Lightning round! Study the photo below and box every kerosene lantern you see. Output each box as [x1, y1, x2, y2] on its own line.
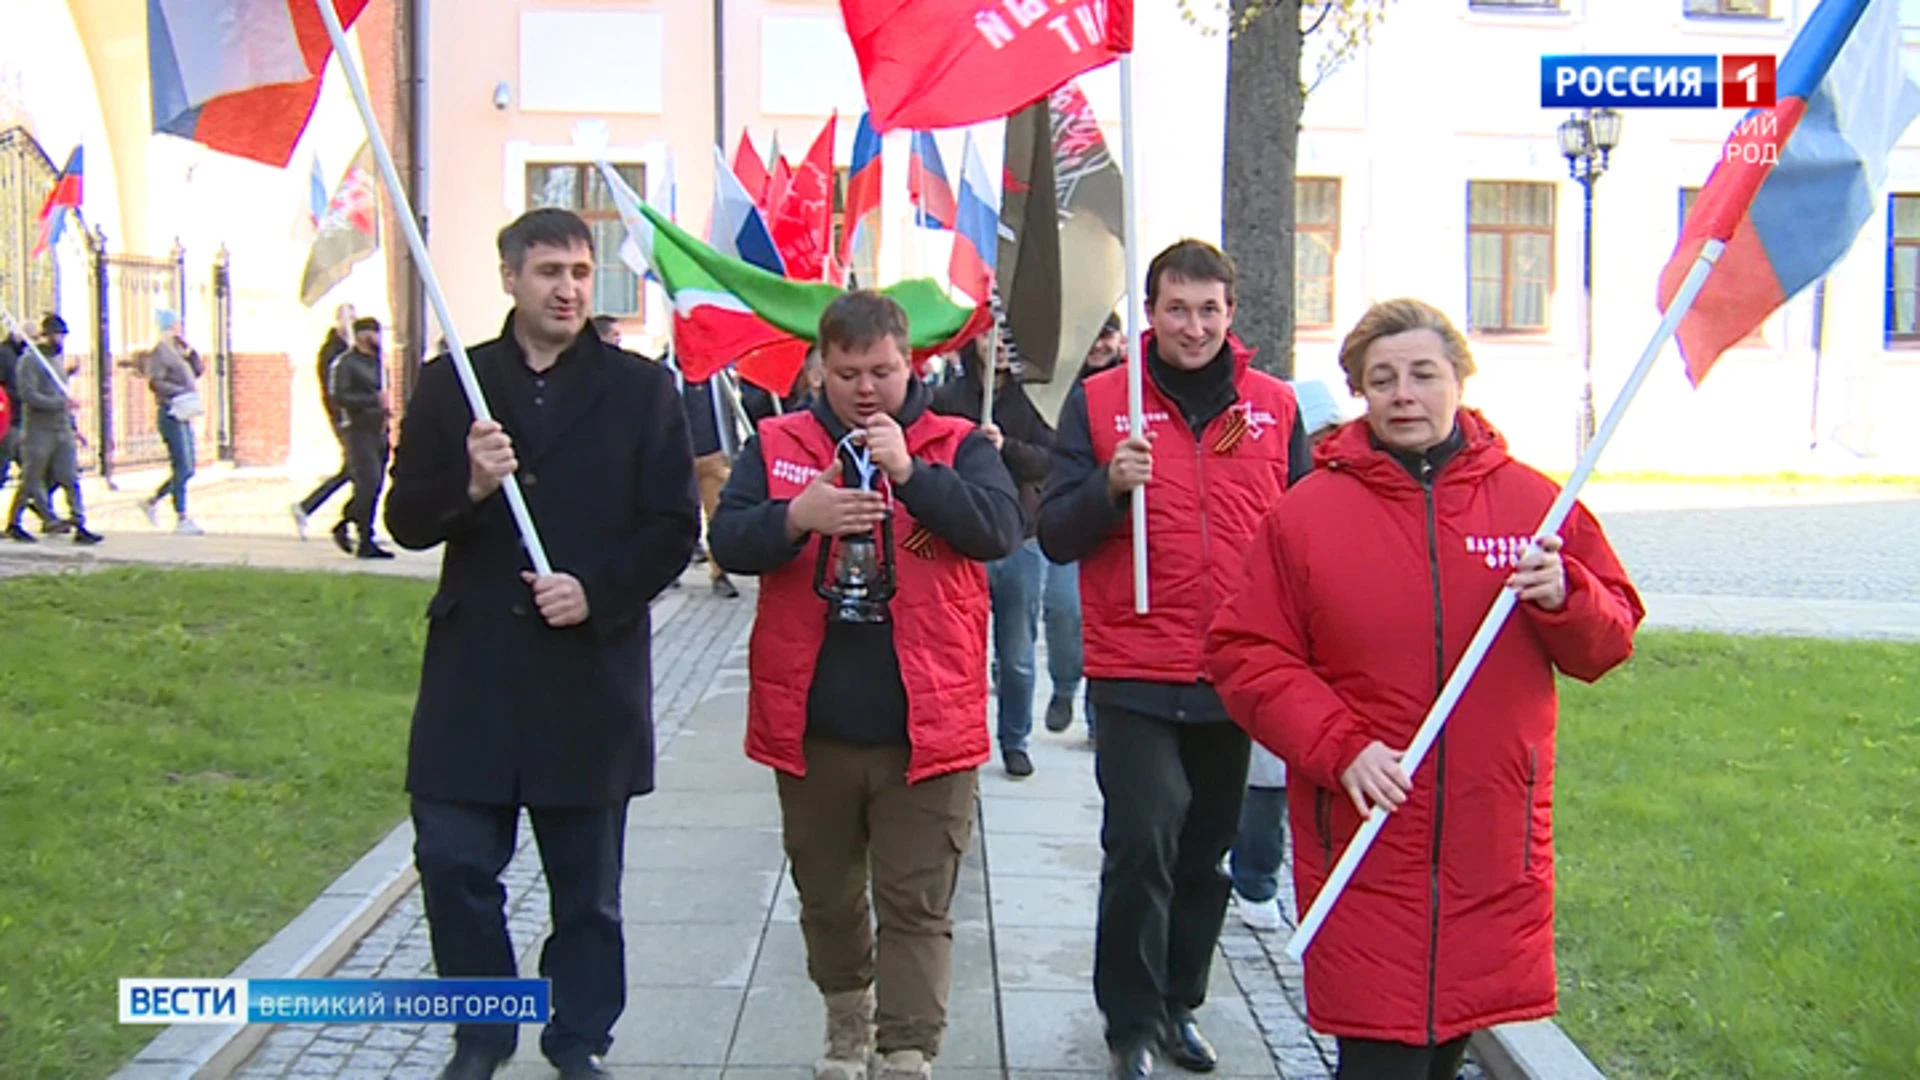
[813, 510, 896, 624]
[812, 436, 898, 624]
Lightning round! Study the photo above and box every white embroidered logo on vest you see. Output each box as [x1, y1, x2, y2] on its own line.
[1465, 534, 1536, 570]
[770, 458, 822, 487]
[1112, 409, 1172, 434]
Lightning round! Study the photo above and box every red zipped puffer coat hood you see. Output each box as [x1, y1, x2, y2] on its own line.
[1206, 409, 1644, 1044]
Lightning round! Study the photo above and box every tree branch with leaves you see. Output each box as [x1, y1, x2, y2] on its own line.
[1170, 0, 1393, 377]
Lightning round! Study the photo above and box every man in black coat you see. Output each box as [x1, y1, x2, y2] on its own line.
[929, 331, 1055, 778]
[384, 208, 700, 1080]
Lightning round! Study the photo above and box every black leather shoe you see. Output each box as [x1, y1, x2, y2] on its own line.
[1110, 1045, 1154, 1079]
[436, 1044, 508, 1080]
[556, 1055, 611, 1079]
[330, 520, 354, 555]
[356, 541, 395, 560]
[1161, 1013, 1219, 1072]
[712, 574, 739, 599]
[6, 524, 36, 543]
[1004, 748, 1034, 778]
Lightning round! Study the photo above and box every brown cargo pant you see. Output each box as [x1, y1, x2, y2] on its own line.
[694, 450, 730, 582]
[775, 738, 978, 1057]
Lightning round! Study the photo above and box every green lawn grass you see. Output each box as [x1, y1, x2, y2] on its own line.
[1556, 632, 1920, 1079]
[0, 568, 433, 1080]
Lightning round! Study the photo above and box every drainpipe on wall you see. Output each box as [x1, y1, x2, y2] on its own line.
[713, 0, 726, 153]
[406, 0, 429, 397]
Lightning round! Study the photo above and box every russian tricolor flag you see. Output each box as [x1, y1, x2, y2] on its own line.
[707, 146, 787, 276]
[909, 131, 956, 231]
[32, 147, 82, 259]
[841, 114, 883, 266]
[1659, 0, 1920, 385]
[949, 133, 999, 304]
[148, 0, 370, 168]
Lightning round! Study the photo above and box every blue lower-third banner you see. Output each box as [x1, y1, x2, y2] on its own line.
[118, 978, 550, 1025]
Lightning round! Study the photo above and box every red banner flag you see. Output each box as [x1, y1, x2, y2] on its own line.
[840, 0, 1132, 132]
[767, 114, 838, 281]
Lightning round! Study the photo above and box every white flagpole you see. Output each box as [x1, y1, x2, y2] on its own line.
[315, 0, 552, 575]
[961, 131, 996, 427]
[1117, 54, 1148, 614]
[1285, 238, 1728, 963]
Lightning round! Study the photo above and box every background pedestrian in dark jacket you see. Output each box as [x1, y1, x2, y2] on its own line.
[4, 316, 98, 544]
[929, 330, 1052, 778]
[384, 208, 700, 1080]
[670, 356, 743, 598]
[330, 316, 393, 558]
[292, 303, 357, 542]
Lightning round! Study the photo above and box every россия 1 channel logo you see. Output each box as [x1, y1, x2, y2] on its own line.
[1542, 55, 1777, 108]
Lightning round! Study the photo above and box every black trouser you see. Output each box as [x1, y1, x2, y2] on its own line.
[1092, 704, 1250, 1052]
[1336, 1035, 1471, 1080]
[411, 797, 630, 1067]
[342, 420, 387, 544]
[298, 426, 351, 518]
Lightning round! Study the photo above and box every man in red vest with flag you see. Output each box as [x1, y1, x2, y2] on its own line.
[709, 291, 1022, 1080]
[1039, 240, 1311, 1080]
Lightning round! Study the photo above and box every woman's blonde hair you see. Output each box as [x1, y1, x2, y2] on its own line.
[1336, 299, 1475, 394]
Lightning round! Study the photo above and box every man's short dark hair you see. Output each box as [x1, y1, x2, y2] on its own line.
[40, 314, 67, 336]
[1145, 239, 1237, 309]
[818, 290, 910, 358]
[497, 208, 594, 271]
[352, 317, 381, 334]
[1101, 312, 1123, 337]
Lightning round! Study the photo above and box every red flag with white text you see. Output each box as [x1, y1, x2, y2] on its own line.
[840, 0, 1133, 132]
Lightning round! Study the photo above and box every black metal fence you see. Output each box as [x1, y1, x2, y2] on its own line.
[80, 230, 234, 481]
[2, 126, 235, 480]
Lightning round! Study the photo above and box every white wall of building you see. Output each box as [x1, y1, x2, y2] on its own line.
[421, 0, 1920, 476]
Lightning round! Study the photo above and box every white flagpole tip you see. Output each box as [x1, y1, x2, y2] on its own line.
[571, 119, 611, 154]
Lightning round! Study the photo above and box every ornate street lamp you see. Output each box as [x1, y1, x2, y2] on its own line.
[1559, 107, 1622, 457]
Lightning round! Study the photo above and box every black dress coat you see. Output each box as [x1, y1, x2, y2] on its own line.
[385, 313, 700, 807]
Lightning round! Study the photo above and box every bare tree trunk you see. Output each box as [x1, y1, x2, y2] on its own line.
[1223, 0, 1302, 378]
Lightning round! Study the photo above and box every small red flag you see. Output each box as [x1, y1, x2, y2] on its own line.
[731, 131, 771, 212]
[767, 114, 838, 282]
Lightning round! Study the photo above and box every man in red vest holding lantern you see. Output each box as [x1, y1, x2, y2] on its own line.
[710, 290, 1022, 1080]
[1039, 240, 1312, 1080]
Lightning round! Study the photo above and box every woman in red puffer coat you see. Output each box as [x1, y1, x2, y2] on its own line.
[1206, 298, 1644, 1080]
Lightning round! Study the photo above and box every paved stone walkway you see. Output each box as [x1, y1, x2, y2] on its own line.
[217, 579, 1315, 1079]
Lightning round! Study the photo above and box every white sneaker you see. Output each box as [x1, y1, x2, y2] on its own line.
[290, 502, 309, 540]
[1238, 895, 1282, 932]
[141, 498, 161, 527]
[174, 518, 205, 536]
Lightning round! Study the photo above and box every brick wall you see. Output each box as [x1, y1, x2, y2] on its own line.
[231, 353, 291, 466]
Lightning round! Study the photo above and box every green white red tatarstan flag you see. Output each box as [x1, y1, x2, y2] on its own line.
[599, 162, 988, 394]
